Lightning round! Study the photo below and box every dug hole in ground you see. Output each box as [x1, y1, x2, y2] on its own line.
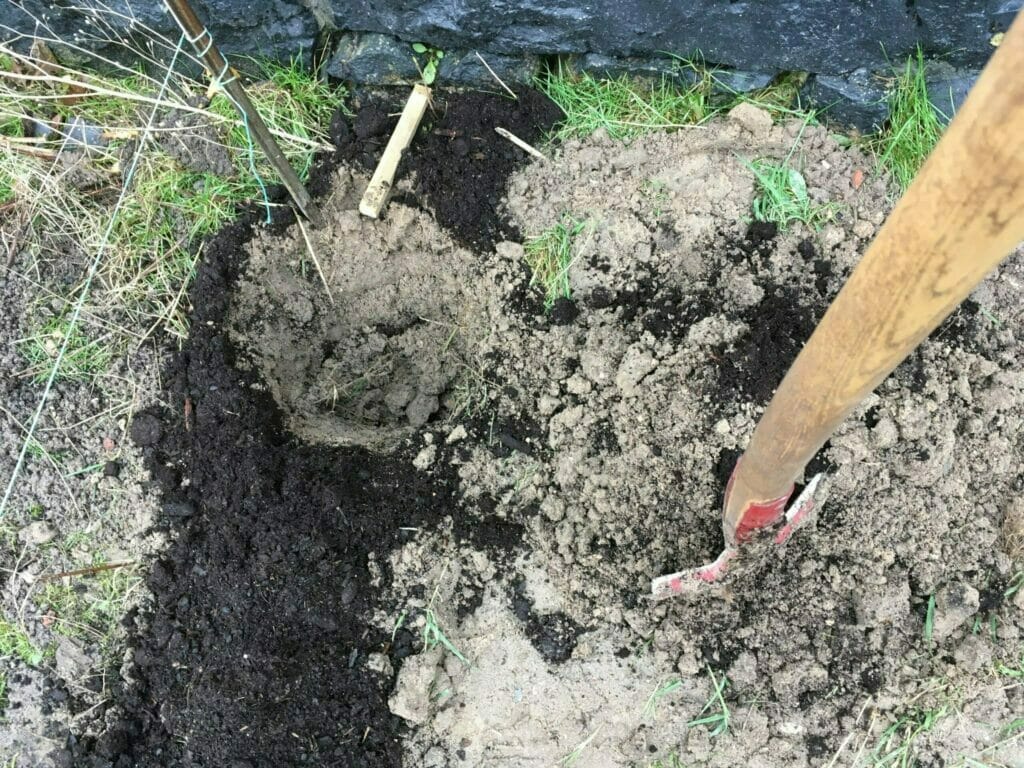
[3, 90, 1023, 767]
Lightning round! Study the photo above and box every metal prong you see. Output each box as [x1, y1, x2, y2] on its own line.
[650, 547, 737, 600]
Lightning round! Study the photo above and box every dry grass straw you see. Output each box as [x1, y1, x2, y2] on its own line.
[0, 2, 339, 367]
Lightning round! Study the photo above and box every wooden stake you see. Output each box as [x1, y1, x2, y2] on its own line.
[163, 0, 323, 226]
[359, 84, 431, 218]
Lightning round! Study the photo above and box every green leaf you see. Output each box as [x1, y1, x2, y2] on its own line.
[412, 42, 427, 53]
[435, 50, 444, 59]
[423, 59, 437, 85]
[788, 168, 808, 202]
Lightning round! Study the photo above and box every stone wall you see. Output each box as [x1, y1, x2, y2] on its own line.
[1, 0, 1019, 129]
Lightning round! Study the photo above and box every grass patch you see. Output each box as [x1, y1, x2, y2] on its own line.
[647, 755, 685, 768]
[643, 678, 683, 718]
[524, 216, 587, 310]
[0, 19, 342, 353]
[422, 607, 468, 665]
[0, 618, 45, 666]
[721, 71, 818, 122]
[1001, 717, 1024, 737]
[207, 55, 339, 183]
[869, 48, 944, 191]
[747, 159, 834, 230]
[745, 116, 837, 231]
[995, 653, 1024, 680]
[687, 667, 731, 737]
[540, 61, 714, 140]
[0, 171, 13, 205]
[744, 72, 810, 115]
[1004, 571, 1024, 598]
[16, 314, 112, 383]
[560, 726, 601, 766]
[35, 562, 141, 658]
[449, 369, 490, 421]
[421, 573, 469, 665]
[872, 705, 949, 767]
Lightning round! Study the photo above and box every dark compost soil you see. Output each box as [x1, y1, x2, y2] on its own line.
[60, 87, 561, 768]
[342, 85, 562, 250]
[105, 214, 457, 767]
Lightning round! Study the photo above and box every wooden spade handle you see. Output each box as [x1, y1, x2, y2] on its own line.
[724, 10, 1024, 540]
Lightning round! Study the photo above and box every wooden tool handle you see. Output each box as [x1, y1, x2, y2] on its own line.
[725, 10, 1024, 537]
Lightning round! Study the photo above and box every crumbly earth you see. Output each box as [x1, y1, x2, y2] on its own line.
[3, 91, 1021, 768]
[224, 104, 1024, 767]
[0, 210, 163, 763]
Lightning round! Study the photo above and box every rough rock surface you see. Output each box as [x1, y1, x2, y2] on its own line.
[319, 0, 1004, 74]
[0, 0, 317, 71]
[0, 0, 1007, 125]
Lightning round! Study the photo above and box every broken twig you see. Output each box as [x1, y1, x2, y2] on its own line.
[475, 52, 518, 100]
[495, 127, 547, 161]
[296, 216, 335, 305]
[38, 560, 136, 583]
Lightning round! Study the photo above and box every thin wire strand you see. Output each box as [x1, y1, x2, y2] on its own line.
[0, 35, 188, 520]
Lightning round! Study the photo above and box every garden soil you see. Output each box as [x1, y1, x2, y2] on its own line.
[11, 91, 1021, 767]
[225, 104, 1024, 767]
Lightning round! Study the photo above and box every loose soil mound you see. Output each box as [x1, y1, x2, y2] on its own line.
[78, 96, 1023, 767]
[370, 114, 1023, 766]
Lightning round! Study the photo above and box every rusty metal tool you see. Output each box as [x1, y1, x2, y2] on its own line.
[653, 9, 1024, 599]
[163, 0, 323, 226]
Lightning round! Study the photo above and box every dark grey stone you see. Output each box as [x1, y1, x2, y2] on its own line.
[576, 54, 773, 97]
[712, 69, 774, 95]
[439, 50, 540, 87]
[1, 0, 1006, 129]
[331, 1, 591, 56]
[325, 32, 419, 83]
[328, 0, 925, 75]
[578, 53, 697, 84]
[915, 0, 1006, 69]
[326, 31, 540, 86]
[802, 69, 890, 132]
[31, 117, 107, 148]
[993, 0, 1024, 29]
[925, 64, 980, 123]
[0, 0, 316, 72]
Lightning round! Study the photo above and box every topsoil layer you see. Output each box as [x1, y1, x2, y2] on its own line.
[65, 95, 1024, 767]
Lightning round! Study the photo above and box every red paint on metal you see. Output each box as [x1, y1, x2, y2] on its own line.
[725, 462, 793, 542]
